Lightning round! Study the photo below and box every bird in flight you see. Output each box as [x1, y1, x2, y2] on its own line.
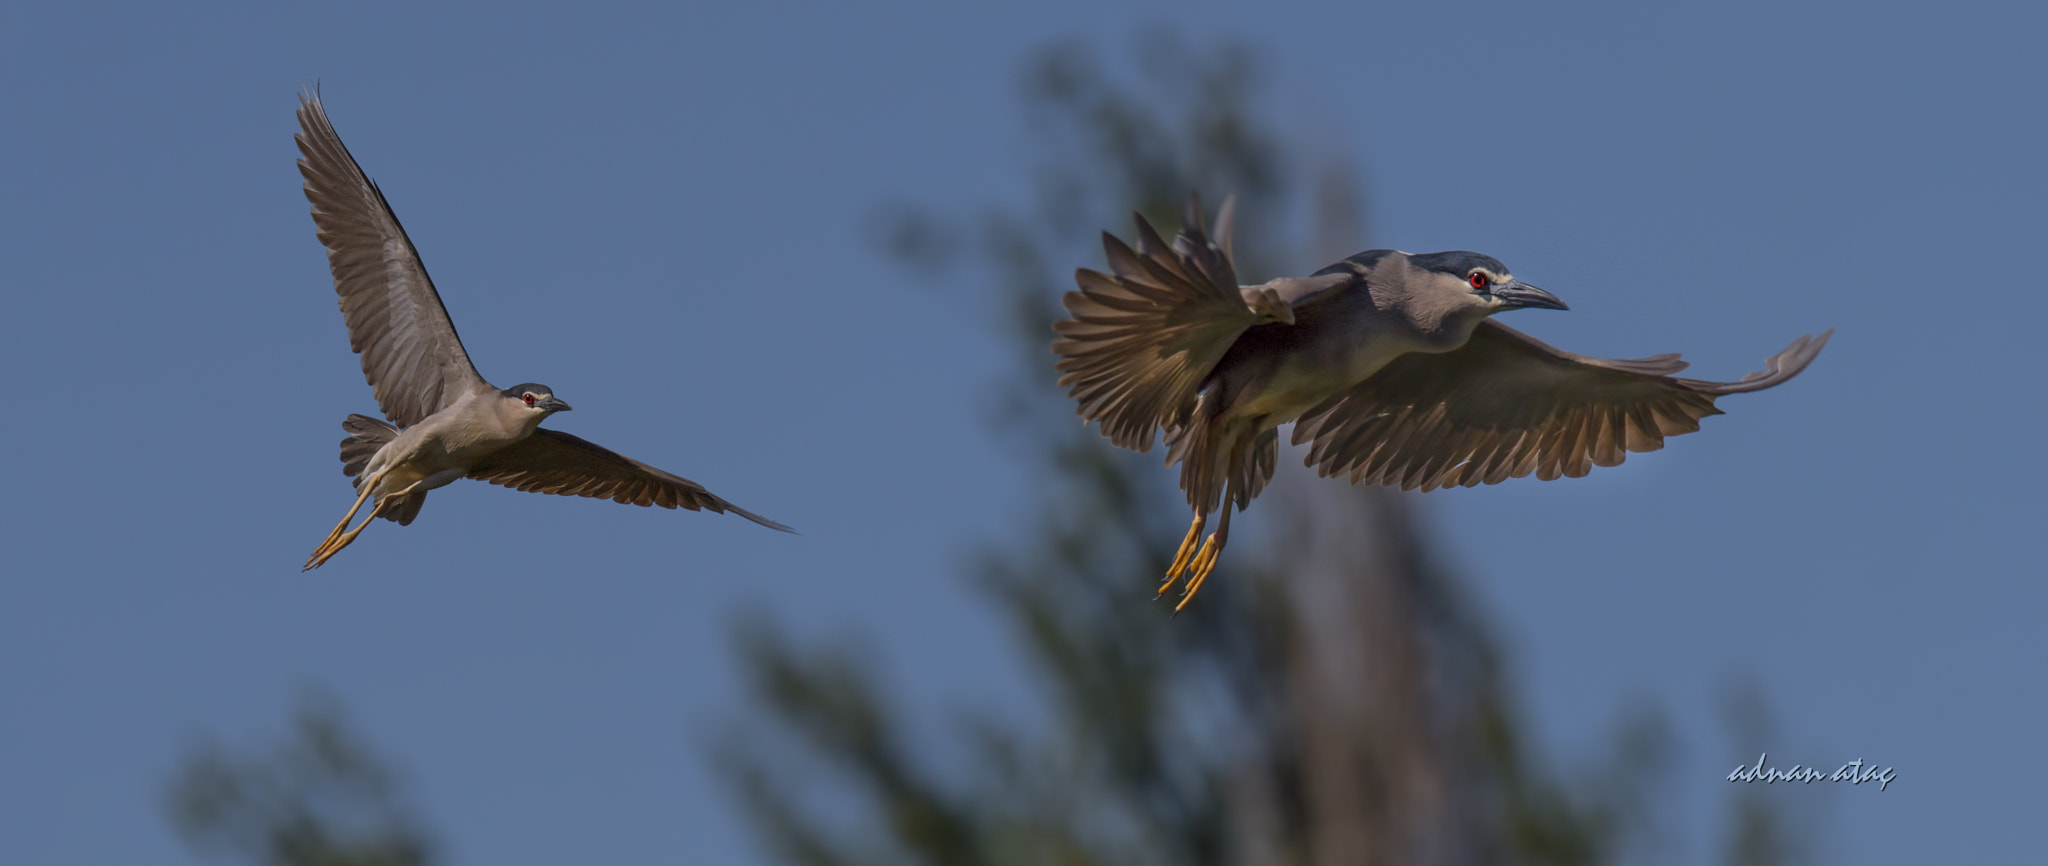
[296, 93, 792, 570]
[1052, 196, 1829, 610]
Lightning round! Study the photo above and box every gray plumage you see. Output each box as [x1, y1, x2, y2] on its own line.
[1052, 196, 1830, 609]
[297, 93, 790, 570]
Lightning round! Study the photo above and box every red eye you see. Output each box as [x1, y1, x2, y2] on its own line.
[524, 394, 537, 406]
[1469, 273, 1490, 289]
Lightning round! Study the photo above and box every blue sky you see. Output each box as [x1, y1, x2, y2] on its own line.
[3, 1, 2043, 863]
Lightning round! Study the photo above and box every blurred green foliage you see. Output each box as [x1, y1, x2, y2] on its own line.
[167, 695, 430, 866]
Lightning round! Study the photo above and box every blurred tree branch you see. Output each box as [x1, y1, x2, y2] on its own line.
[167, 695, 432, 866]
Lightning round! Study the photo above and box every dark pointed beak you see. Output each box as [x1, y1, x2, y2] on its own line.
[539, 397, 573, 412]
[1492, 279, 1568, 311]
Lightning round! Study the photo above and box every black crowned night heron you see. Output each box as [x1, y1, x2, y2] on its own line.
[297, 94, 792, 570]
[1052, 197, 1830, 610]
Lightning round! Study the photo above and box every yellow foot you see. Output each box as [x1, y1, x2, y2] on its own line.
[1160, 515, 1207, 597]
[313, 523, 345, 554]
[304, 538, 345, 571]
[303, 495, 393, 571]
[1155, 574, 1183, 598]
[1172, 532, 1225, 613]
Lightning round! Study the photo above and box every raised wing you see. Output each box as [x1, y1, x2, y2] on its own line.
[1053, 196, 1294, 451]
[1290, 321, 1831, 491]
[297, 93, 488, 427]
[466, 428, 794, 532]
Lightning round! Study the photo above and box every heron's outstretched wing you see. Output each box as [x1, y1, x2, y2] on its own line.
[467, 428, 795, 533]
[1053, 195, 1303, 451]
[297, 93, 488, 427]
[1291, 321, 1831, 491]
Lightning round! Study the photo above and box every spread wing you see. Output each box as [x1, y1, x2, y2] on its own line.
[1290, 321, 1832, 491]
[466, 428, 794, 532]
[296, 93, 488, 427]
[1053, 196, 1296, 451]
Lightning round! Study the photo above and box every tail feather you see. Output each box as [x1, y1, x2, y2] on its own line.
[384, 490, 426, 526]
[1165, 397, 1278, 516]
[337, 414, 424, 525]
[1234, 427, 1277, 510]
[340, 414, 397, 483]
[1164, 395, 1231, 515]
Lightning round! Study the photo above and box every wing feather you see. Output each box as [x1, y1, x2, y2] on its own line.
[1292, 322, 1832, 492]
[467, 428, 794, 532]
[296, 93, 488, 427]
[1052, 195, 1277, 451]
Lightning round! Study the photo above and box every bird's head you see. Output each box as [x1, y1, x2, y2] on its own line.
[1406, 251, 1569, 320]
[501, 383, 573, 420]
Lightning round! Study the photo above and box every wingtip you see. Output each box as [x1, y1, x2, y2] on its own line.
[1214, 194, 1237, 261]
[1700, 327, 1836, 393]
[1103, 228, 1137, 260]
[734, 507, 798, 534]
[1786, 328, 1834, 368]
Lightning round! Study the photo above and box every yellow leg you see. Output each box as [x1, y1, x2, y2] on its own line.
[308, 467, 387, 558]
[1173, 501, 1233, 614]
[304, 472, 412, 571]
[1160, 511, 1208, 596]
[304, 491, 405, 570]
[1166, 426, 1249, 609]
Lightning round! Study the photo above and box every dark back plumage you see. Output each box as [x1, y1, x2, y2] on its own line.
[1404, 250, 1510, 278]
[500, 383, 555, 398]
[1312, 249, 1399, 277]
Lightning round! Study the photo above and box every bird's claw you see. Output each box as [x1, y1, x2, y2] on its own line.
[1160, 514, 1207, 598]
[1171, 533, 1224, 614]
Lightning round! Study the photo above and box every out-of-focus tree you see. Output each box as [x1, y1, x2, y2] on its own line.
[1717, 678, 1818, 866]
[719, 32, 1802, 866]
[167, 695, 433, 866]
